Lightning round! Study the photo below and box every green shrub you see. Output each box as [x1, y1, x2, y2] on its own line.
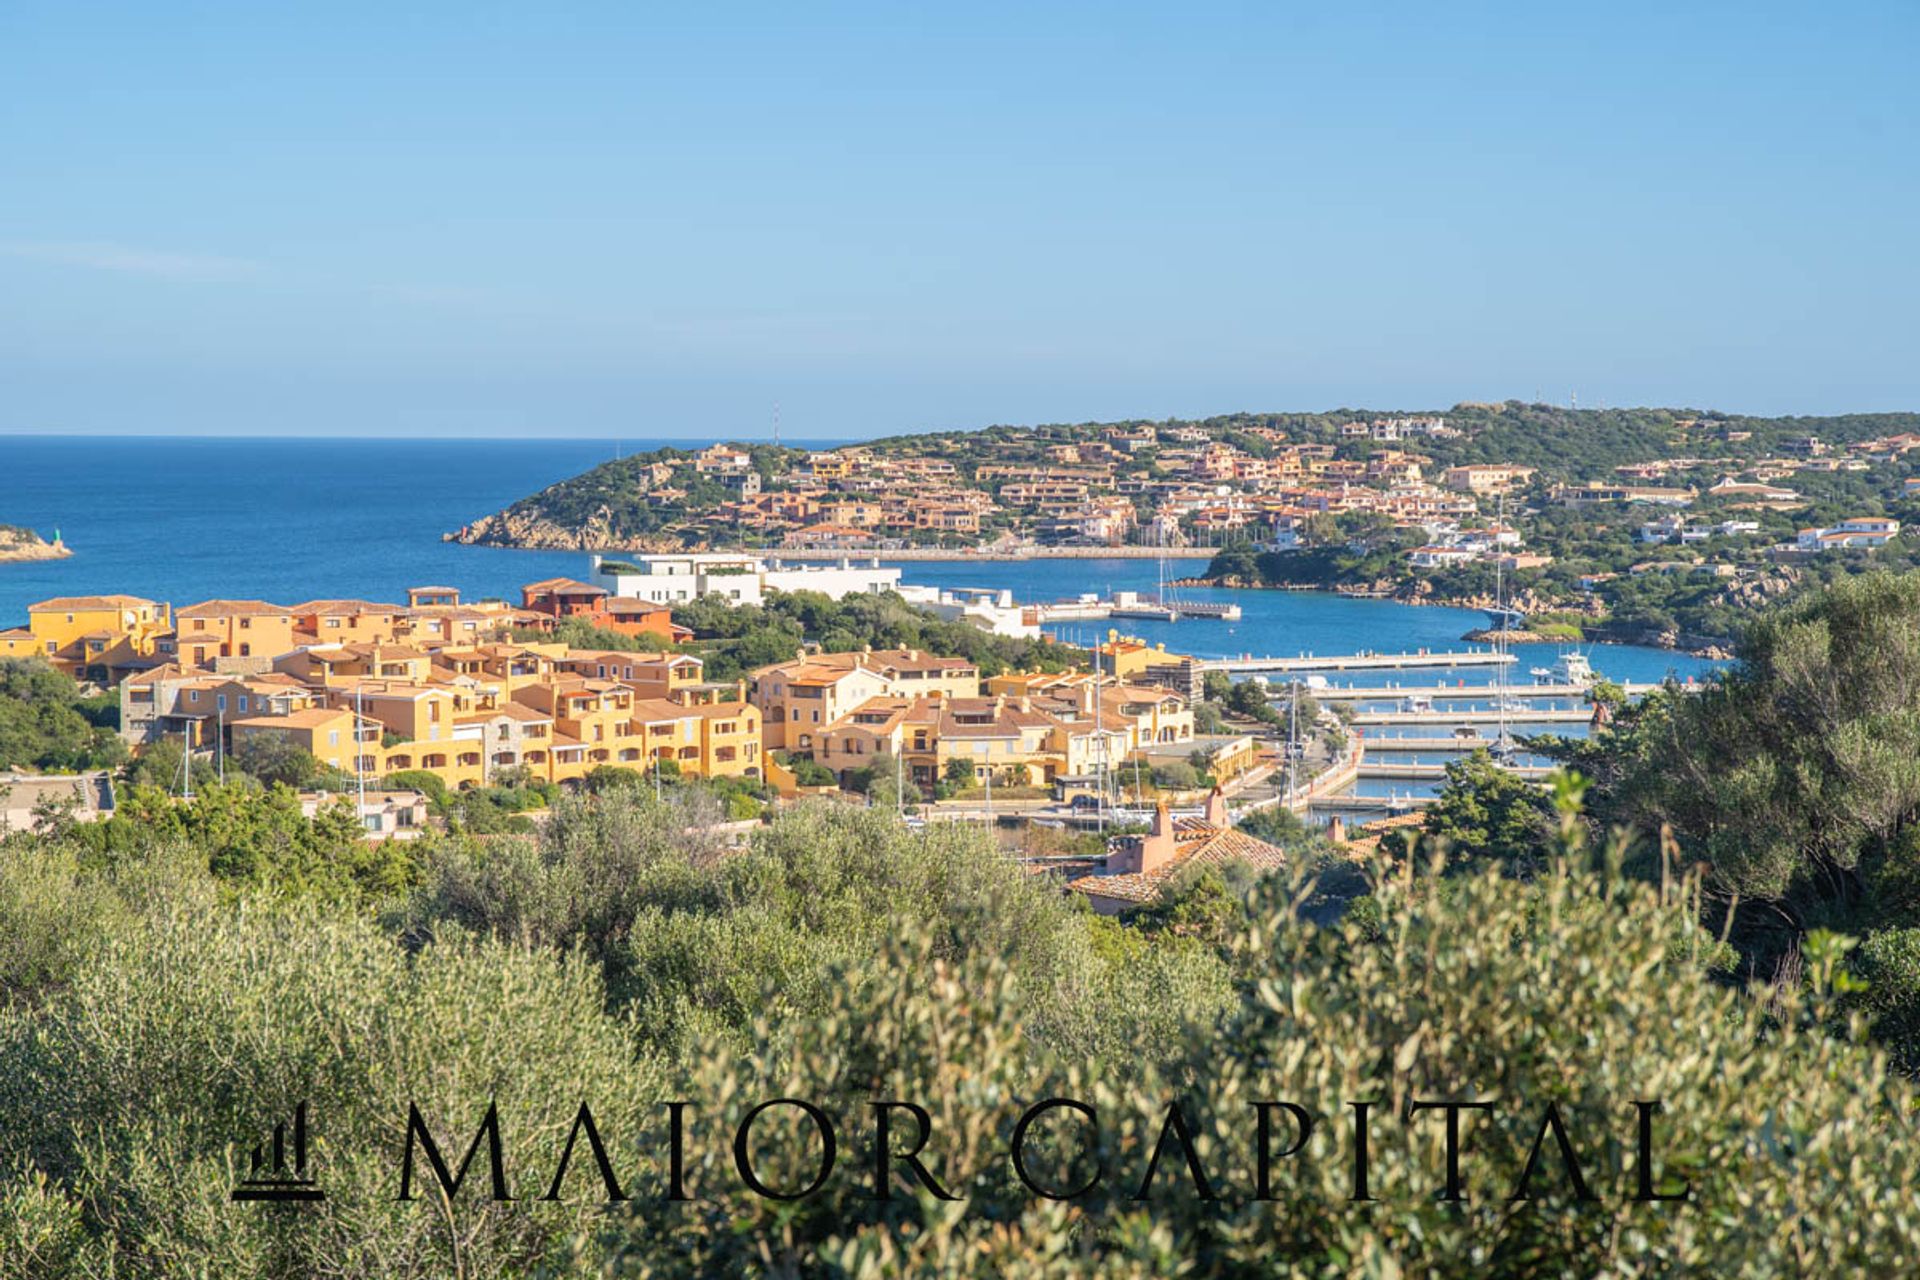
[0, 900, 659, 1277]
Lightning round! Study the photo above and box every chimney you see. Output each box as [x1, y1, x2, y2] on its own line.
[1078, 682, 1096, 715]
[1204, 786, 1229, 828]
[1327, 815, 1348, 845]
[1138, 799, 1180, 874]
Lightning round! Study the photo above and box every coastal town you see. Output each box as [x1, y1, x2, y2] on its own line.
[3, 562, 1384, 910]
[450, 404, 1920, 650]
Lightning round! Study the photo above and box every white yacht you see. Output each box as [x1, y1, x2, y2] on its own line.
[1530, 650, 1599, 688]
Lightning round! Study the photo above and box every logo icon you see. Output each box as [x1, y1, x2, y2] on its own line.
[232, 1101, 324, 1202]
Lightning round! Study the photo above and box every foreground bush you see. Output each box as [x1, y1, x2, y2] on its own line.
[564, 846, 1920, 1277]
[0, 902, 659, 1278]
[2, 796, 1916, 1276]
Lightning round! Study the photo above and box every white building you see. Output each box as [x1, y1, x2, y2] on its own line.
[895, 585, 1040, 639]
[1409, 544, 1480, 568]
[589, 553, 901, 606]
[1796, 518, 1900, 552]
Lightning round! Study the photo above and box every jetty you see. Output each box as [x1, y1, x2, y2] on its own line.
[1310, 794, 1437, 813]
[1358, 761, 1554, 781]
[1286, 680, 1660, 702]
[1199, 649, 1515, 675]
[1360, 734, 1529, 751]
[1350, 706, 1591, 726]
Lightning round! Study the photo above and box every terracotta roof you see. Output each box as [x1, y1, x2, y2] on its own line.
[232, 707, 353, 730]
[289, 599, 403, 615]
[523, 577, 607, 596]
[29, 594, 157, 611]
[1064, 820, 1288, 906]
[176, 599, 291, 617]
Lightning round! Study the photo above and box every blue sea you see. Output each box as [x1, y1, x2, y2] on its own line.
[3, 435, 1717, 687]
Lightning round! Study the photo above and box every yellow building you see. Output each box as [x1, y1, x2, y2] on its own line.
[23, 594, 171, 682]
[173, 599, 299, 668]
[229, 707, 361, 773]
[751, 648, 980, 753]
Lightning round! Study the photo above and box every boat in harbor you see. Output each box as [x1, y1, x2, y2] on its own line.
[1530, 650, 1599, 688]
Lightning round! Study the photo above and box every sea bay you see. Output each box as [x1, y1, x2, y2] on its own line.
[3, 434, 1718, 687]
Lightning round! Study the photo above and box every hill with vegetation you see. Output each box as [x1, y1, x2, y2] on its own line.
[447, 403, 1920, 553]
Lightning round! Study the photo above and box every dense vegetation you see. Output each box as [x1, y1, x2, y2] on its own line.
[670, 588, 1079, 681]
[0, 660, 125, 773]
[476, 443, 810, 547]
[11, 572, 1920, 1272]
[3, 781, 1916, 1275]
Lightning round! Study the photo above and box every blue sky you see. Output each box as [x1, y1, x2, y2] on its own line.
[2, 2, 1915, 438]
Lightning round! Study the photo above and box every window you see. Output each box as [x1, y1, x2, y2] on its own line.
[328, 730, 340, 746]
[216, 694, 227, 711]
[238, 696, 249, 712]
[188, 690, 200, 703]
[239, 643, 251, 656]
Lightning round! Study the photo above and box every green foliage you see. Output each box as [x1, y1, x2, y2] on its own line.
[230, 734, 344, 791]
[511, 616, 681, 653]
[379, 768, 449, 803]
[676, 589, 1078, 682]
[1853, 927, 1920, 1073]
[67, 782, 414, 900]
[1422, 751, 1555, 873]
[0, 900, 657, 1277]
[1235, 804, 1308, 846]
[122, 738, 215, 792]
[777, 751, 836, 787]
[1149, 760, 1198, 790]
[5, 771, 1920, 1272]
[1566, 572, 1920, 973]
[0, 660, 127, 772]
[583, 764, 646, 793]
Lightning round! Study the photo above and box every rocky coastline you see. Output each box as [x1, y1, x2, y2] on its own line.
[0, 526, 71, 564]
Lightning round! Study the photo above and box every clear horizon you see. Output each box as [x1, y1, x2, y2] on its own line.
[4, 3, 1916, 439]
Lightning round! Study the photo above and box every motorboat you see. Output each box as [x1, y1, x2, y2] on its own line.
[1530, 650, 1599, 688]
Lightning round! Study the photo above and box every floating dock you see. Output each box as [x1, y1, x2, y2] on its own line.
[1201, 650, 1516, 675]
[1358, 762, 1555, 781]
[1349, 706, 1592, 726]
[1293, 680, 1660, 702]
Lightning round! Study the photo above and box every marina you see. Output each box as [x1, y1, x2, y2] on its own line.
[1200, 649, 1517, 675]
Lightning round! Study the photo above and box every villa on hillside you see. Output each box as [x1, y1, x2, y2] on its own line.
[1796, 518, 1901, 552]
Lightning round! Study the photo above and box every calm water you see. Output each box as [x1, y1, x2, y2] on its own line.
[892, 559, 1719, 685]
[3, 435, 1718, 689]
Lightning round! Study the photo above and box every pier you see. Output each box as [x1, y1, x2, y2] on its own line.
[1288, 680, 1660, 702]
[1360, 734, 1528, 751]
[1349, 706, 1592, 726]
[1200, 649, 1515, 675]
[1358, 761, 1554, 781]
[1309, 794, 1438, 813]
